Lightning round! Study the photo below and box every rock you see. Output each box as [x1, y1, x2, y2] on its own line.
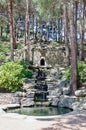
[23, 83, 35, 91]
[62, 87, 70, 95]
[72, 102, 81, 110]
[83, 103, 86, 110]
[50, 98, 59, 106]
[0, 108, 5, 114]
[15, 92, 26, 97]
[75, 90, 86, 97]
[57, 78, 69, 88]
[12, 96, 21, 104]
[21, 98, 34, 107]
[47, 82, 57, 90]
[0, 104, 20, 111]
[58, 95, 77, 109]
[26, 92, 35, 98]
[49, 88, 62, 98]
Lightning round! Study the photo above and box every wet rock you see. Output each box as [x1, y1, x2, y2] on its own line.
[50, 98, 59, 106]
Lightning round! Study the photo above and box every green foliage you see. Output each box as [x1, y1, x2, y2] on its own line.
[0, 35, 10, 42]
[0, 42, 10, 62]
[65, 61, 86, 84]
[32, 0, 62, 20]
[0, 62, 33, 92]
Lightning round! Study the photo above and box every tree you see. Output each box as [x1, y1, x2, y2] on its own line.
[79, 0, 85, 61]
[69, 0, 78, 94]
[7, 0, 16, 61]
[63, 3, 70, 66]
[24, 0, 30, 60]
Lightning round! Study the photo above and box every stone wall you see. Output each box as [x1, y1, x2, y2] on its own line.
[0, 93, 15, 105]
[31, 44, 66, 67]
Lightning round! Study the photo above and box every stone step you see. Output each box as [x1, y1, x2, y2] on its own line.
[34, 101, 50, 106]
[35, 91, 48, 93]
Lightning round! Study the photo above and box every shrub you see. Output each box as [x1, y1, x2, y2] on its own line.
[65, 61, 86, 84]
[0, 62, 33, 92]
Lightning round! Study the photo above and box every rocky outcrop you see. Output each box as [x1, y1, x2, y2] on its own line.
[58, 95, 77, 109]
[47, 78, 86, 111]
[75, 90, 86, 97]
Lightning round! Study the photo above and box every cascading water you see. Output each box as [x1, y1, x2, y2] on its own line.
[34, 69, 48, 104]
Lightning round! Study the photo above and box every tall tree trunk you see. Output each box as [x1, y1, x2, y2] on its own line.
[64, 4, 70, 66]
[46, 22, 49, 41]
[52, 18, 54, 41]
[79, 0, 84, 61]
[74, 1, 78, 43]
[32, 12, 35, 40]
[34, 17, 38, 42]
[60, 17, 63, 43]
[25, 0, 30, 61]
[0, 26, 3, 37]
[8, 0, 16, 61]
[40, 21, 43, 42]
[58, 18, 61, 42]
[69, 1, 77, 94]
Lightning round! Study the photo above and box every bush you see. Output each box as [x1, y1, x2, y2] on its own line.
[0, 62, 33, 92]
[65, 61, 86, 84]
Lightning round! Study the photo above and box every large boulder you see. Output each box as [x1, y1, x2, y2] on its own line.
[58, 95, 78, 109]
[49, 88, 62, 98]
[75, 90, 86, 97]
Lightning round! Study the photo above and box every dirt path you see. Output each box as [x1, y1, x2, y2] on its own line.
[41, 111, 86, 130]
[0, 110, 86, 130]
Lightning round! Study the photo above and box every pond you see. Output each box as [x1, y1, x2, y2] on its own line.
[8, 106, 72, 116]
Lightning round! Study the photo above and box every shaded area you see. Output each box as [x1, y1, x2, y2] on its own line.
[41, 112, 86, 130]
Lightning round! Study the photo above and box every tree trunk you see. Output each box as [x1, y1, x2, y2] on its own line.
[34, 17, 38, 42]
[52, 18, 54, 41]
[58, 18, 61, 42]
[69, 1, 78, 94]
[40, 21, 43, 42]
[32, 13, 35, 40]
[46, 22, 49, 41]
[0, 26, 3, 37]
[74, 1, 78, 43]
[25, 0, 30, 61]
[79, 0, 84, 61]
[64, 4, 70, 66]
[8, 0, 16, 61]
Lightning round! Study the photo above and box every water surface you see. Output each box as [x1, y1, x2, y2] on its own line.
[8, 106, 72, 116]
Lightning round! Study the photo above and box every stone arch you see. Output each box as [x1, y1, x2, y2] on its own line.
[40, 58, 45, 66]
